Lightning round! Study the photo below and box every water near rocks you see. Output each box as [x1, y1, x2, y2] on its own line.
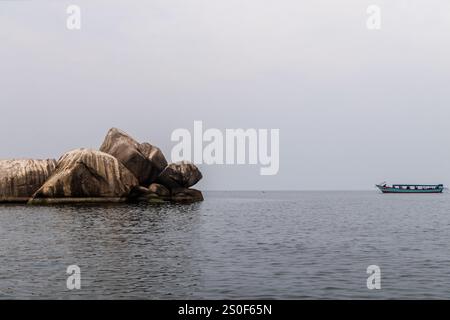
[1, 191, 450, 299]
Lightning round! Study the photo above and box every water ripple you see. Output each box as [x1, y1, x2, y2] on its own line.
[1, 191, 450, 299]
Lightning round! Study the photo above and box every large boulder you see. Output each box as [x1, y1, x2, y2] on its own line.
[99, 128, 167, 186]
[29, 148, 138, 204]
[157, 161, 202, 189]
[0, 159, 56, 202]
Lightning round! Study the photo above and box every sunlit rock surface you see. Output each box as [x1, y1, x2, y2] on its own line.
[29, 149, 138, 204]
[0, 159, 56, 202]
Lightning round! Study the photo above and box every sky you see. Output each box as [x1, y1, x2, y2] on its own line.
[1, 0, 450, 190]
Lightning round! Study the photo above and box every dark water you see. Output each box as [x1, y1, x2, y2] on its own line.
[1, 191, 450, 299]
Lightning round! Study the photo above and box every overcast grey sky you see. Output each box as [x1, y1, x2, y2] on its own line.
[1, 0, 450, 190]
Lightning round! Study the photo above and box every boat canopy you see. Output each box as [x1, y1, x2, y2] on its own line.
[392, 184, 443, 187]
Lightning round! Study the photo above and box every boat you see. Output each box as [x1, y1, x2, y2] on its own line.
[375, 182, 444, 193]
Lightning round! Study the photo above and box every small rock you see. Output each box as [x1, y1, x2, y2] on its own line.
[171, 188, 204, 204]
[139, 143, 168, 182]
[100, 128, 167, 186]
[148, 183, 170, 197]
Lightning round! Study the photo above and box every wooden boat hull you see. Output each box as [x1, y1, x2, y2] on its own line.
[376, 185, 443, 193]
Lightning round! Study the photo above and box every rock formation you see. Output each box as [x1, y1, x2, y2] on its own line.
[29, 149, 139, 204]
[0, 159, 56, 202]
[0, 128, 203, 205]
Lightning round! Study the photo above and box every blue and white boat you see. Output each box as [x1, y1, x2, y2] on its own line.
[376, 183, 444, 193]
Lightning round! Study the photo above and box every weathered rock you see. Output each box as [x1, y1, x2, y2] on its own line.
[148, 183, 170, 197]
[128, 186, 167, 203]
[171, 188, 204, 204]
[99, 128, 167, 186]
[128, 184, 203, 204]
[139, 143, 168, 174]
[0, 159, 56, 202]
[128, 183, 171, 202]
[29, 148, 138, 204]
[99, 128, 151, 185]
[157, 161, 202, 189]
[128, 186, 151, 199]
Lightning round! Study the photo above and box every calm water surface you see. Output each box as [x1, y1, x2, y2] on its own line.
[1, 191, 450, 299]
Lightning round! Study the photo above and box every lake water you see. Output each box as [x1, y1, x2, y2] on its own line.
[1, 191, 450, 299]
